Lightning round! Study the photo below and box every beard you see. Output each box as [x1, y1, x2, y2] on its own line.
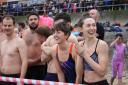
[29, 23, 38, 31]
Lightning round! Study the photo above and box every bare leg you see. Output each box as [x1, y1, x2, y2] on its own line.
[118, 79, 122, 85]
[110, 77, 115, 85]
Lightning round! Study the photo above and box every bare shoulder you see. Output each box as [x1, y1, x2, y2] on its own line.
[22, 28, 30, 36]
[44, 34, 54, 42]
[0, 40, 7, 48]
[23, 28, 29, 33]
[16, 37, 26, 46]
[46, 34, 54, 41]
[99, 40, 108, 47]
[98, 40, 109, 51]
[44, 34, 55, 46]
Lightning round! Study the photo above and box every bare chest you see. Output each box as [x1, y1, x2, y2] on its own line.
[83, 45, 98, 58]
[26, 33, 41, 46]
[57, 50, 70, 62]
[1, 42, 18, 57]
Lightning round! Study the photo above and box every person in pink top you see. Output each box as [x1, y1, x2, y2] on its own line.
[39, 12, 54, 29]
[110, 33, 127, 85]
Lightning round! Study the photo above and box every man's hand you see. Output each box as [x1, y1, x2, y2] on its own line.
[41, 44, 51, 55]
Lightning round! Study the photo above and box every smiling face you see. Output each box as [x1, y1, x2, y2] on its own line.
[54, 21, 70, 44]
[2, 18, 15, 36]
[82, 18, 96, 38]
[54, 30, 67, 44]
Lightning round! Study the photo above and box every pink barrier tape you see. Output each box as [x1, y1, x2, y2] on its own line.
[0, 76, 83, 85]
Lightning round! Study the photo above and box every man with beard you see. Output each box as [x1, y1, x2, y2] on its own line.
[22, 12, 47, 81]
[0, 15, 28, 85]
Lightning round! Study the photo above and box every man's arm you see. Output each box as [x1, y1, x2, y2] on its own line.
[43, 35, 53, 46]
[22, 30, 28, 43]
[17, 38, 28, 79]
[42, 44, 65, 82]
[69, 34, 84, 56]
[41, 35, 56, 56]
[41, 48, 52, 64]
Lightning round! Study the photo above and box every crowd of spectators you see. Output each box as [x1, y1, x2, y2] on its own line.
[0, 0, 128, 16]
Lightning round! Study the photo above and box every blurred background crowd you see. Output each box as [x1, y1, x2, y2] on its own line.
[0, 0, 128, 33]
[0, 0, 128, 16]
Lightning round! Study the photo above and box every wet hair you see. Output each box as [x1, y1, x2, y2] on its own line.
[35, 26, 52, 38]
[115, 33, 123, 38]
[77, 16, 93, 28]
[54, 12, 71, 22]
[27, 12, 39, 20]
[18, 22, 25, 29]
[2, 15, 15, 25]
[54, 21, 71, 36]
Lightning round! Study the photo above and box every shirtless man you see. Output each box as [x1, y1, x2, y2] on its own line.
[0, 15, 28, 85]
[0, 16, 6, 43]
[22, 12, 47, 80]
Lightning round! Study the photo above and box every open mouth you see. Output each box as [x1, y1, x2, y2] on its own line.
[54, 35, 58, 40]
[88, 31, 95, 35]
[55, 37, 59, 41]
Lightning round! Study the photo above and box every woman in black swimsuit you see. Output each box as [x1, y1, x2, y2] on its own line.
[42, 20, 83, 83]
